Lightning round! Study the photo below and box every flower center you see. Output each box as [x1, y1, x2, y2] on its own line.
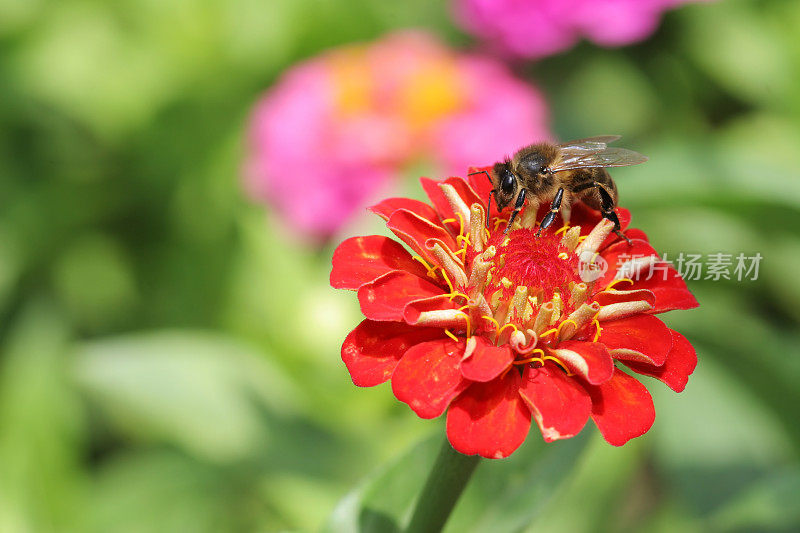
[484, 228, 580, 305]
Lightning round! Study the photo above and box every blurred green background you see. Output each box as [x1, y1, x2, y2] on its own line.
[1, 0, 799, 531]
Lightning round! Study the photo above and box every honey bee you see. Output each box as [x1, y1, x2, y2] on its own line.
[470, 135, 647, 242]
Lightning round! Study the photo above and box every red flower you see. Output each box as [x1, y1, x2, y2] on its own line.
[331, 171, 698, 459]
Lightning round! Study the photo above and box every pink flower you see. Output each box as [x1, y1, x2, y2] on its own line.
[244, 31, 550, 242]
[453, 0, 708, 59]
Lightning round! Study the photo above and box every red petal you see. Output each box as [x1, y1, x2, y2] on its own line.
[460, 337, 514, 382]
[519, 364, 592, 442]
[420, 177, 460, 235]
[623, 228, 648, 243]
[465, 166, 494, 201]
[637, 270, 699, 313]
[403, 295, 464, 328]
[549, 340, 614, 385]
[342, 320, 443, 387]
[357, 271, 445, 321]
[391, 339, 469, 419]
[599, 239, 699, 313]
[370, 198, 439, 225]
[587, 367, 655, 446]
[446, 371, 532, 459]
[599, 315, 672, 366]
[330, 236, 430, 290]
[387, 209, 457, 266]
[443, 176, 482, 209]
[625, 330, 697, 392]
[597, 238, 656, 288]
[594, 288, 656, 308]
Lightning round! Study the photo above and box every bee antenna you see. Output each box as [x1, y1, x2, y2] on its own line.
[486, 190, 494, 228]
[468, 170, 492, 185]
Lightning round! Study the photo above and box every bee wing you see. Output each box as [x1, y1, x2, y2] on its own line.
[551, 147, 648, 173]
[557, 135, 621, 151]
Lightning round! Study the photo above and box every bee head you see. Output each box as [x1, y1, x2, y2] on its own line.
[491, 161, 518, 211]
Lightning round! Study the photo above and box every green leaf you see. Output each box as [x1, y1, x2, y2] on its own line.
[0, 300, 87, 532]
[73, 330, 300, 462]
[649, 355, 795, 516]
[323, 428, 593, 533]
[708, 467, 800, 532]
[448, 430, 591, 533]
[322, 433, 440, 533]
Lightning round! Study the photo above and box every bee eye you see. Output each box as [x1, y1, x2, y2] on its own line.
[500, 170, 515, 194]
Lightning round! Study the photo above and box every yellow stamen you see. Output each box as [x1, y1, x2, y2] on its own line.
[483, 228, 491, 241]
[543, 355, 573, 375]
[592, 318, 602, 342]
[556, 319, 577, 338]
[557, 252, 569, 260]
[578, 235, 588, 243]
[440, 268, 456, 294]
[493, 218, 507, 231]
[412, 255, 439, 279]
[447, 291, 470, 302]
[605, 278, 634, 291]
[481, 315, 500, 331]
[453, 311, 472, 338]
[441, 218, 456, 225]
[444, 329, 459, 343]
[554, 225, 570, 236]
[454, 212, 466, 237]
[539, 327, 558, 339]
[497, 322, 518, 337]
[513, 349, 546, 365]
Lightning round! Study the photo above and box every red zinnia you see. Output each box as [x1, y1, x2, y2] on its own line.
[331, 170, 698, 458]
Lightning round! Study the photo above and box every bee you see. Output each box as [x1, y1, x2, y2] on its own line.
[470, 135, 647, 242]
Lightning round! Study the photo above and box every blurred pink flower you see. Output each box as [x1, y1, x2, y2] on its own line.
[453, 0, 706, 59]
[244, 31, 550, 242]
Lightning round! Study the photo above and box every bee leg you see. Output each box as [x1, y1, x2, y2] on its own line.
[560, 199, 572, 225]
[593, 182, 632, 245]
[485, 190, 495, 227]
[504, 188, 527, 234]
[535, 187, 564, 237]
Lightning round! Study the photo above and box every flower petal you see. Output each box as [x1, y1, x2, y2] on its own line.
[465, 166, 494, 201]
[342, 320, 443, 387]
[549, 340, 614, 385]
[587, 367, 655, 446]
[446, 371, 532, 458]
[420, 177, 460, 235]
[370, 198, 440, 225]
[387, 208, 458, 266]
[599, 314, 672, 366]
[331, 235, 431, 290]
[594, 288, 656, 308]
[443, 176, 483, 210]
[403, 295, 465, 328]
[625, 330, 697, 392]
[460, 337, 514, 382]
[391, 339, 469, 419]
[637, 269, 699, 313]
[599, 239, 698, 313]
[358, 271, 445, 321]
[519, 364, 592, 442]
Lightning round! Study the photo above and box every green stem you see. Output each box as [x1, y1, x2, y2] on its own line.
[404, 439, 481, 533]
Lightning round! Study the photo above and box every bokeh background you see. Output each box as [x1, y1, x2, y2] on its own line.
[1, 0, 799, 531]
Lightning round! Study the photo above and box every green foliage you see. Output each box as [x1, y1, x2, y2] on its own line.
[0, 0, 798, 531]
